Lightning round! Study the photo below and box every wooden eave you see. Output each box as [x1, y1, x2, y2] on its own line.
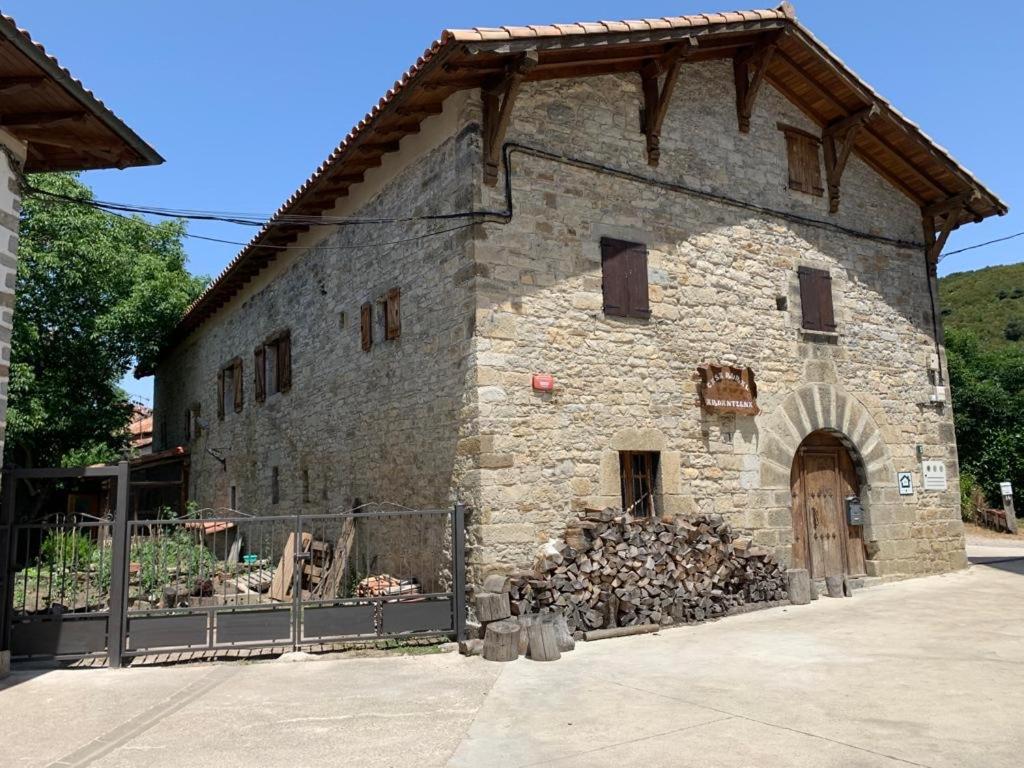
[157, 7, 1005, 365]
[0, 14, 162, 171]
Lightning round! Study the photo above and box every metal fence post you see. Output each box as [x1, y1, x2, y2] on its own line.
[1, 472, 16, 660]
[106, 461, 131, 669]
[453, 502, 467, 642]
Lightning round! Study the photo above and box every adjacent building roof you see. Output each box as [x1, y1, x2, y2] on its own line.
[0, 13, 163, 171]
[164, 3, 1006, 350]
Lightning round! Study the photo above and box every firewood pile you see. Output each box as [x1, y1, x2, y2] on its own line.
[505, 509, 787, 633]
[355, 574, 420, 597]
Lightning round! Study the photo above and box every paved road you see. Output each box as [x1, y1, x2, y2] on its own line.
[2, 545, 1021, 768]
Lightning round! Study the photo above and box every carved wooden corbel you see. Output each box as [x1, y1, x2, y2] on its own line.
[733, 36, 778, 133]
[922, 193, 970, 268]
[482, 51, 538, 185]
[639, 38, 696, 166]
[822, 105, 876, 213]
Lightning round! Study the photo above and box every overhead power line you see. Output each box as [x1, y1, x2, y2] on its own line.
[939, 231, 1024, 259]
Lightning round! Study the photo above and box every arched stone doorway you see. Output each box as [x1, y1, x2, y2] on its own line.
[790, 430, 867, 578]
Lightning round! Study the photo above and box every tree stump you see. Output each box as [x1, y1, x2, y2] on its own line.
[476, 591, 511, 623]
[785, 568, 811, 606]
[482, 574, 511, 593]
[482, 619, 520, 662]
[824, 575, 844, 598]
[526, 622, 561, 662]
[539, 612, 575, 652]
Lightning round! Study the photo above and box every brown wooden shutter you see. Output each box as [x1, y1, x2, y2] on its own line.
[233, 358, 243, 412]
[217, 369, 225, 420]
[254, 345, 266, 403]
[601, 238, 630, 317]
[360, 302, 373, 351]
[277, 330, 292, 392]
[625, 243, 650, 319]
[781, 127, 823, 197]
[385, 288, 401, 340]
[798, 267, 835, 332]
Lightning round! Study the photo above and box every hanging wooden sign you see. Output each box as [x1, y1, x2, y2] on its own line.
[697, 364, 759, 415]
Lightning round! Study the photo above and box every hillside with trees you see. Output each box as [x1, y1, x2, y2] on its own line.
[939, 262, 1024, 517]
[939, 262, 1024, 349]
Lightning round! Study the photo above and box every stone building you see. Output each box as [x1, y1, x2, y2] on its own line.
[152, 5, 1006, 587]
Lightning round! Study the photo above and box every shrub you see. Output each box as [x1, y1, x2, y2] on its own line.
[40, 529, 96, 569]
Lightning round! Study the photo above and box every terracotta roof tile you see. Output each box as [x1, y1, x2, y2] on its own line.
[164, 5, 1005, 348]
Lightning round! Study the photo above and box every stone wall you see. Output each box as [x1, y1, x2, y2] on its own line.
[466, 61, 964, 582]
[0, 134, 25, 469]
[153, 99, 480, 584]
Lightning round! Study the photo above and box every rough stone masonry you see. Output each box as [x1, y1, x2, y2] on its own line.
[155, 58, 967, 589]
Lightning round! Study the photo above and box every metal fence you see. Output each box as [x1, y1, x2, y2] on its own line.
[1, 464, 467, 667]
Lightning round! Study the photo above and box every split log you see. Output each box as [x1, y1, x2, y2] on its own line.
[527, 622, 561, 662]
[482, 619, 520, 662]
[786, 568, 811, 606]
[459, 639, 484, 656]
[476, 591, 511, 623]
[538, 612, 575, 652]
[824, 575, 844, 598]
[482, 573, 511, 593]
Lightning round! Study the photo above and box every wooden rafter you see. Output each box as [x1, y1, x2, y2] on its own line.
[922, 193, 969, 267]
[733, 35, 778, 133]
[0, 110, 86, 128]
[822, 106, 876, 213]
[482, 51, 538, 185]
[639, 38, 695, 166]
[0, 75, 44, 95]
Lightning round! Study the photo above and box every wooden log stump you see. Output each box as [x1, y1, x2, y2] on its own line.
[482, 619, 520, 662]
[482, 574, 511, 593]
[785, 568, 811, 606]
[526, 622, 561, 662]
[515, 614, 537, 655]
[539, 612, 575, 652]
[476, 591, 511, 622]
[824, 575, 844, 598]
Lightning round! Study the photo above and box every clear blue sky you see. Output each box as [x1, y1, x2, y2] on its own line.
[5, 1, 1021, 403]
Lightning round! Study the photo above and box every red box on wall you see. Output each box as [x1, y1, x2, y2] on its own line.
[532, 374, 555, 392]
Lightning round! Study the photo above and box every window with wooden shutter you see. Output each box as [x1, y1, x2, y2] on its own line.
[232, 358, 243, 412]
[217, 369, 226, 420]
[601, 237, 650, 319]
[254, 345, 266, 403]
[798, 266, 836, 332]
[360, 302, 373, 351]
[385, 287, 401, 340]
[277, 330, 291, 392]
[779, 125, 823, 197]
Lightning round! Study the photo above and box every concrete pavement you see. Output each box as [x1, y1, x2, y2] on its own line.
[2, 545, 1021, 768]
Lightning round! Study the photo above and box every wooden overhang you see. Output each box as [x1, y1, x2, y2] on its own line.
[158, 4, 1006, 360]
[0, 14, 162, 171]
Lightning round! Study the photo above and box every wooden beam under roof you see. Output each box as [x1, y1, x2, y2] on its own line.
[822, 106, 876, 213]
[639, 38, 695, 166]
[0, 110, 86, 128]
[0, 75, 45, 94]
[482, 51, 538, 185]
[733, 34, 778, 133]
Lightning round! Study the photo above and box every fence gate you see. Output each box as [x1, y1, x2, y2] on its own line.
[1, 465, 466, 667]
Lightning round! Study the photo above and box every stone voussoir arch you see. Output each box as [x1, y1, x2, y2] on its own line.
[757, 383, 895, 490]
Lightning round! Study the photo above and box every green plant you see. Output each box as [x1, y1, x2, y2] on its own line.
[40, 529, 96, 569]
[130, 527, 216, 599]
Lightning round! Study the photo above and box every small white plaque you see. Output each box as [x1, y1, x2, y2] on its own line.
[1000, 481, 1013, 497]
[897, 472, 914, 496]
[921, 461, 947, 492]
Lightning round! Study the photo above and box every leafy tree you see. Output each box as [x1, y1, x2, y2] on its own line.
[1004, 318, 1024, 342]
[946, 327, 1024, 512]
[5, 173, 206, 467]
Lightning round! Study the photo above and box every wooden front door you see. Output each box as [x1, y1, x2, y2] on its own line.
[790, 432, 866, 578]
